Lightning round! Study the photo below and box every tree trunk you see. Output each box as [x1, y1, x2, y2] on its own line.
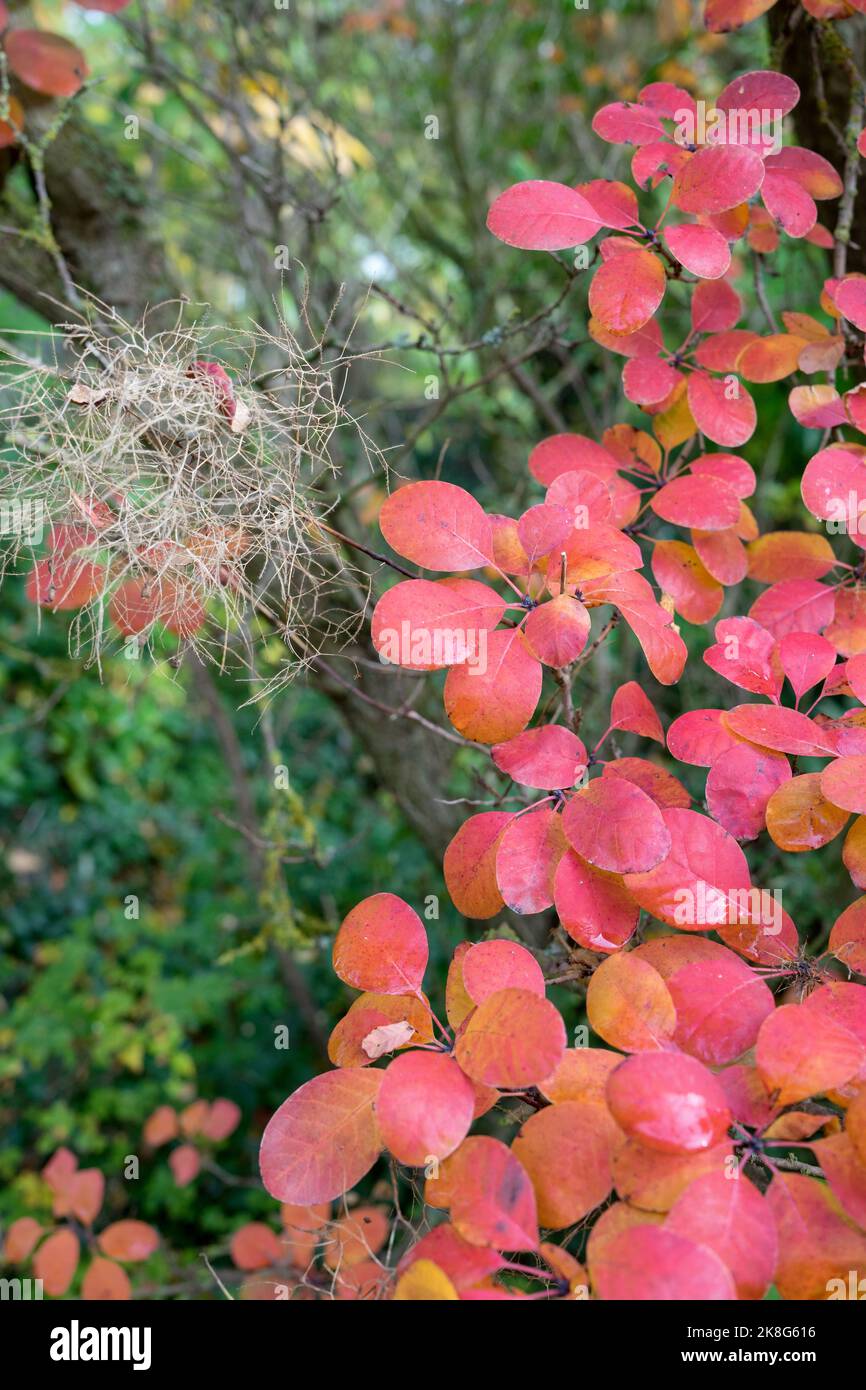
[769, 1, 866, 272]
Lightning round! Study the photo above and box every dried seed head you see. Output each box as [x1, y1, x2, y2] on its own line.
[0, 303, 379, 685]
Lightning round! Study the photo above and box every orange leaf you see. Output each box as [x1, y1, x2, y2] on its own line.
[259, 1069, 383, 1204]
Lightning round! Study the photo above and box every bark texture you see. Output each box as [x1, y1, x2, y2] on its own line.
[770, 1, 866, 271]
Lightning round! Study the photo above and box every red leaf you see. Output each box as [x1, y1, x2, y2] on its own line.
[586, 951, 676, 1051]
[333, 892, 428, 994]
[3, 1217, 43, 1263]
[202, 1098, 241, 1141]
[706, 743, 791, 841]
[693, 527, 748, 585]
[622, 356, 682, 406]
[639, 82, 697, 119]
[716, 69, 799, 118]
[230, 1223, 285, 1271]
[562, 777, 672, 874]
[588, 249, 666, 335]
[377, 1052, 475, 1165]
[67, 1169, 105, 1226]
[703, 615, 781, 698]
[610, 680, 665, 744]
[665, 1172, 777, 1300]
[834, 278, 866, 331]
[687, 372, 757, 448]
[528, 433, 619, 486]
[444, 812, 510, 919]
[664, 224, 731, 279]
[696, 329, 759, 372]
[81, 1257, 131, 1301]
[444, 628, 542, 743]
[577, 179, 640, 230]
[756, 1002, 865, 1104]
[379, 480, 493, 570]
[594, 1225, 736, 1300]
[492, 725, 587, 790]
[34, 1229, 80, 1297]
[778, 632, 837, 700]
[523, 594, 591, 666]
[462, 939, 545, 1003]
[143, 1105, 178, 1147]
[673, 145, 765, 215]
[447, 1136, 539, 1251]
[372, 578, 506, 670]
[606, 1052, 732, 1154]
[554, 851, 639, 952]
[691, 279, 742, 333]
[455, 988, 566, 1088]
[516, 503, 573, 564]
[667, 955, 775, 1064]
[259, 1069, 383, 1204]
[169, 1144, 201, 1187]
[4, 30, 88, 97]
[722, 704, 838, 757]
[652, 541, 723, 625]
[98, 1221, 160, 1263]
[762, 173, 816, 238]
[667, 709, 741, 766]
[749, 578, 835, 639]
[821, 756, 866, 814]
[631, 140, 691, 190]
[513, 1102, 617, 1228]
[653, 474, 741, 530]
[606, 590, 688, 686]
[829, 897, 866, 974]
[494, 806, 569, 922]
[592, 101, 665, 146]
[623, 807, 751, 929]
[487, 180, 601, 250]
[546, 468, 615, 527]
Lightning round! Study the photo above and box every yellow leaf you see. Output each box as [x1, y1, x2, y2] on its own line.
[393, 1258, 459, 1301]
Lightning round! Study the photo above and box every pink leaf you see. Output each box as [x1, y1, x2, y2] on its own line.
[487, 180, 602, 250]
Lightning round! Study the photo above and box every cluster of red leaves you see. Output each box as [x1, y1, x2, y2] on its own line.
[1, 1148, 159, 1300]
[259, 893, 866, 1299]
[704, 0, 866, 35]
[488, 72, 844, 453]
[229, 1200, 400, 1300]
[256, 62, 866, 1300]
[26, 520, 210, 640]
[143, 1096, 241, 1187]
